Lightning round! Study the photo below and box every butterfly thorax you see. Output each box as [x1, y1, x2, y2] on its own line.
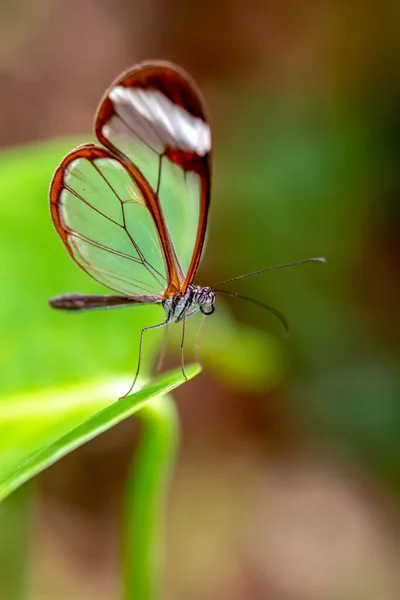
[163, 285, 215, 323]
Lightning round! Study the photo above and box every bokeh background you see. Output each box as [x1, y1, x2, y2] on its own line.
[1, 1, 399, 599]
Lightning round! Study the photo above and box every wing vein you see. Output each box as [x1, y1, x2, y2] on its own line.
[64, 184, 124, 228]
[72, 250, 161, 295]
[116, 112, 163, 158]
[90, 158, 167, 289]
[67, 231, 144, 264]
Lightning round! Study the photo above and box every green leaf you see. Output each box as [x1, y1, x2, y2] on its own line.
[0, 364, 200, 503]
[0, 139, 164, 396]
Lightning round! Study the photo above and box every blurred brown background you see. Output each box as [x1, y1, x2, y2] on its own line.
[1, 1, 399, 599]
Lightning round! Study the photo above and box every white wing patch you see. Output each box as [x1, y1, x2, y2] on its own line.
[106, 86, 211, 156]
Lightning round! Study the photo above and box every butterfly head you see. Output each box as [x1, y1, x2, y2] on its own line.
[193, 286, 215, 316]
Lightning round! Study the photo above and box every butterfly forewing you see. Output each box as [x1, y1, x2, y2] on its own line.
[50, 145, 167, 297]
[95, 61, 212, 293]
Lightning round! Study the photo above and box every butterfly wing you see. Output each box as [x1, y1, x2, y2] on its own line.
[50, 144, 169, 300]
[95, 61, 212, 294]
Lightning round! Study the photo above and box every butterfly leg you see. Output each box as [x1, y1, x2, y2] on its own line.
[119, 314, 171, 400]
[180, 313, 188, 381]
[156, 322, 170, 373]
[195, 314, 207, 365]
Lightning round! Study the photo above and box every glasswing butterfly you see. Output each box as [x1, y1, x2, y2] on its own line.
[49, 61, 325, 394]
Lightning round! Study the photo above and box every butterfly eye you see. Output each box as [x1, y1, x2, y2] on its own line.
[200, 304, 215, 316]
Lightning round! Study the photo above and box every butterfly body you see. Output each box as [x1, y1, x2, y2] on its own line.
[49, 60, 325, 392]
[163, 285, 215, 323]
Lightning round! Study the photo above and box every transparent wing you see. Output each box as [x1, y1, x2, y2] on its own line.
[50, 144, 167, 298]
[95, 61, 212, 293]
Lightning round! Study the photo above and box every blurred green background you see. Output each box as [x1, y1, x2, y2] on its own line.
[0, 1, 399, 598]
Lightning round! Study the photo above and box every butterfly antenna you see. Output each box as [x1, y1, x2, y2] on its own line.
[214, 257, 326, 287]
[214, 289, 290, 336]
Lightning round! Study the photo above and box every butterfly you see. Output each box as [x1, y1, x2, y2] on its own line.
[49, 60, 325, 393]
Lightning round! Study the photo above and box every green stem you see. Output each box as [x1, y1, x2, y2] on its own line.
[123, 393, 179, 600]
[0, 485, 31, 600]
